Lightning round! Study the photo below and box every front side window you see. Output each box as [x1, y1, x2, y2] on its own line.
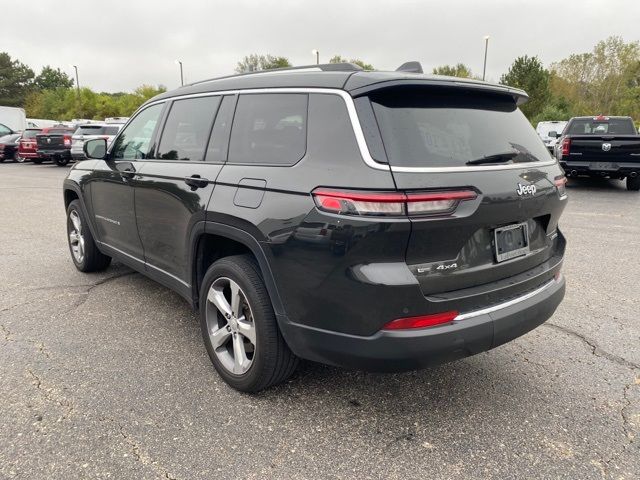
[228, 93, 308, 165]
[157, 96, 221, 161]
[111, 103, 163, 160]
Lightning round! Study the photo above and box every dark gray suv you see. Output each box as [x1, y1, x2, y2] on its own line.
[63, 63, 567, 391]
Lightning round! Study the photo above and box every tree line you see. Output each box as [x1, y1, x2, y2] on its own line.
[2, 36, 638, 123]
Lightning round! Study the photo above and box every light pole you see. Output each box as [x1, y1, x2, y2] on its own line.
[175, 60, 184, 86]
[482, 35, 490, 81]
[312, 49, 319, 65]
[72, 65, 82, 118]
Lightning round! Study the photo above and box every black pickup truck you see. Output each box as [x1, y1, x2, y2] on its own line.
[36, 126, 76, 166]
[554, 115, 640, 191]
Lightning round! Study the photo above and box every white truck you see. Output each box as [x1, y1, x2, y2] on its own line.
[0, 106, 27, 133]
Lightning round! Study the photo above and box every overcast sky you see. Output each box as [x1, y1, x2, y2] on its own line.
[3, 0, 640, 92]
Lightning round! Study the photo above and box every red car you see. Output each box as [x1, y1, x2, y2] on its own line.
[17, 128, 42, 162]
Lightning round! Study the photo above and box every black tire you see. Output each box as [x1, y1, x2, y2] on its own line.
[13, 151, 25, 163]
[33, 158, 43, 164]
[66, 200, 111, 272]
[627, 176, 640, 191]
[55, 157, 70, 167]
[200, 254, 298, 392]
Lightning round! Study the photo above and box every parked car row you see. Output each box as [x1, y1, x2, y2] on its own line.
[0, 117, 127, 166]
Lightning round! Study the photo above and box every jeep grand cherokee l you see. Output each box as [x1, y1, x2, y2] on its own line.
[63, 63, 567, 392]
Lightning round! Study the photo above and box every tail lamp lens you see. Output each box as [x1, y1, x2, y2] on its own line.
[64, 135, 72, 146]
[561, 138, 571, 156]
[554, 176, 567, 197]
[382, 310, 459, 330]
[312, 189, 477, 217]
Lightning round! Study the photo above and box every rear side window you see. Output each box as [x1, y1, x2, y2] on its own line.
[566, 118, 636, 135]
[22, 130, 41, 139]
[228, 93, 308, 165]
[368, 87, 550, 167]
[157, 96, 221, 161]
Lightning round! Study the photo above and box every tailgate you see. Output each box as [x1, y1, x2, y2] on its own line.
[37, 135, 66, 149]
[363, 84, 567, 296]
[569, 135, 640, 161]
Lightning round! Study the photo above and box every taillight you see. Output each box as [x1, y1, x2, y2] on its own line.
[382, 310, 459, 330]
[312, 188, 477, 217]
[64, 135, 72, 146]
[561, 138, 571, 157]
[554, 176, 567, 197]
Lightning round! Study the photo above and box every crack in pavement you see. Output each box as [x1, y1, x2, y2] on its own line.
[544, 322, 640, 371]
[116, 422, 180, 480]
[68, 270, 138, 312]
[601, 379, 638, 478]
[26, 369, 75, 421]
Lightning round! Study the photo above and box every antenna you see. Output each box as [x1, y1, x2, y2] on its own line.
[396, 61, 423, 74]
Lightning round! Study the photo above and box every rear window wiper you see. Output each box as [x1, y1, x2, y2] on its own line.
[466, 151, 519, 165]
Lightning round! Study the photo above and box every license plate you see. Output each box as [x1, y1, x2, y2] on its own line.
[494, 222, 529, 263]
[590, 162, 618, 171]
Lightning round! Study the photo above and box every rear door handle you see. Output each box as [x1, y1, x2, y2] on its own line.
[184, 174, 210, 190]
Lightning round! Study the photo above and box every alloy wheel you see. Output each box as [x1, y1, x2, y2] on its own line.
[68, 210, 85, 263]
[206, 277, 256, 375]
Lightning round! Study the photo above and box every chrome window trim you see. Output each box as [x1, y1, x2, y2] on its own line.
[141, 87, 558, 173]
[454, 277, 559, 321]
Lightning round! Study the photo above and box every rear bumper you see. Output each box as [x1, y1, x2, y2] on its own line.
[37, 149, 71, 159]
[560, 160, 640, 177]
[279, 275, 565, 371]
[18, 151, 40, 159]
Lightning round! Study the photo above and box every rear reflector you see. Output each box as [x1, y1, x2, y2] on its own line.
[312, 188, 477, 217]
[382, 310, 459, 330]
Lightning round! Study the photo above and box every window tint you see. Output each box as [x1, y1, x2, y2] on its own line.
[157, 96, 220, 161]
[228, 93, 308, 165]
[370, 87, 550, 167]
[566, 118, 636, 135]
[205, 95, 236, 163]
[111, 103, 163, 160]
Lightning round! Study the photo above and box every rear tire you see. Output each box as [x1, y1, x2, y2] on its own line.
[13, 152, 24, 163]
[626, 176, 640, 191]
[200, 254, 298, 392]
[55, 157, 70, 167]
[66, 200, 112, 272]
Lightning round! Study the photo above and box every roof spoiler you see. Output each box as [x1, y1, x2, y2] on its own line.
[396, 61, 423, 74]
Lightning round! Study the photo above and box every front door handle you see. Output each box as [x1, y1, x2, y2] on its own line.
[184, 175, 209, 190]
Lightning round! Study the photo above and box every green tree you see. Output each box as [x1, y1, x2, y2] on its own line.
[500, 55, 551, 119]
[34, 66, 74, 90]
[550, 36, 640, 118]
[329, 55, 374, 70]
[235, 54, 292, 73]
[432, 63, 473, 78]
[0, 52, 35, 107]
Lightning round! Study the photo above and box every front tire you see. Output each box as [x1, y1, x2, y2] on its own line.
[13, 151, 25, 163]
[200, 255, 298, 392]
[66, 200, 112, 272]
[627, 176, 640, 191]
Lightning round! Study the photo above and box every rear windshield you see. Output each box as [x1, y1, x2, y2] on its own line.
[74, 126, 120, 136]
[44, 128, 73, 135]
[566, 118, 636, 135]
[368, 87, 550, 167]
[22, 130, 41, 139]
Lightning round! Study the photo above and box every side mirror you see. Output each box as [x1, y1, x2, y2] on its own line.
[547, 131, 558, 138]
[84, 138, 107, 159]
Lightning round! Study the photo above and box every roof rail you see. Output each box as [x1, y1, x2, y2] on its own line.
[188, 63, 363, 87]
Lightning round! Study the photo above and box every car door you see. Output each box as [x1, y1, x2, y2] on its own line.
[90, 103, 164, 265]
[134, 94, 236, 289]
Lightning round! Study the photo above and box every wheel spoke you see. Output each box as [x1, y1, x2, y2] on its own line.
[69, 232, 79, 244]
[207, 285, 232, 318]
[70, 212, 81, 233]
[232, 334, 249, 374]
[237, 318, 256, 345]
[229, 280, 242, 317]
[210, 325, 231, 349]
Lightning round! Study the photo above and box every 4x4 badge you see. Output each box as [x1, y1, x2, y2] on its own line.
[516, 183, 536, 196]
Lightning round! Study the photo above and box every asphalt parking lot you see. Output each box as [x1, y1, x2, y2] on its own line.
[0, 162, 638, 480]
